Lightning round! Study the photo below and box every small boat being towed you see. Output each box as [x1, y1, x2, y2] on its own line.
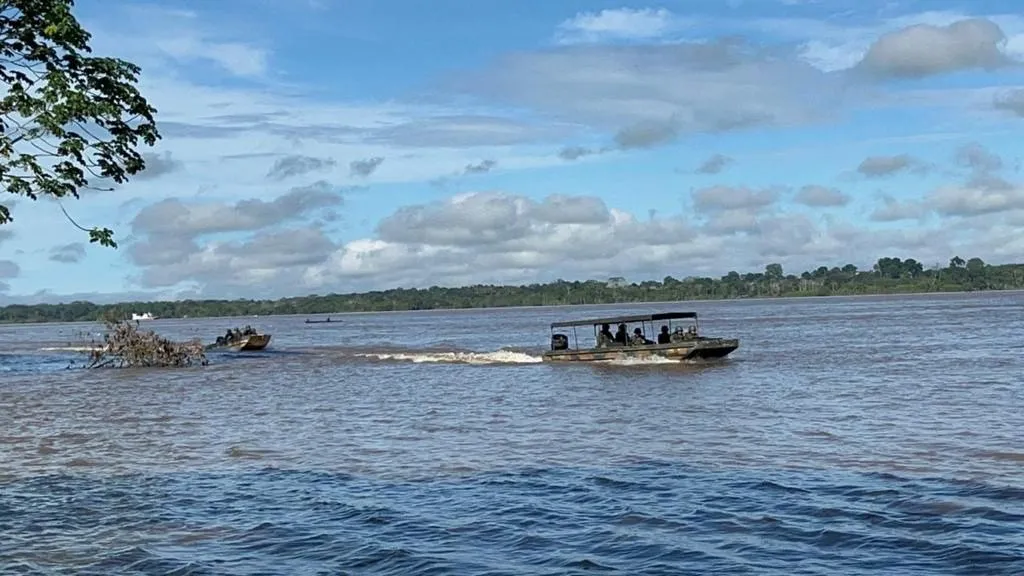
[542, 311, 738, 362]
[221, 333, 272, 351]
[206, 326, 272, 352]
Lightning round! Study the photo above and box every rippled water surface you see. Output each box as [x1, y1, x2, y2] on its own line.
[2, 293, 1023, 574]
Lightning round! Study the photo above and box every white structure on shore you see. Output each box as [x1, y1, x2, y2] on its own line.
[131, 312, 157, 321]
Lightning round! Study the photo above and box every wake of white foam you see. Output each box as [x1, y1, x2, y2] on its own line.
[355, 350, 543, 365]
[39, 346, 106, 353]
[596, 355, 681, 365]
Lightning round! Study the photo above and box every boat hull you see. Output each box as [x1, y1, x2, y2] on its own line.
[207, 334, 272, 352]
[542, 338, 739, 362]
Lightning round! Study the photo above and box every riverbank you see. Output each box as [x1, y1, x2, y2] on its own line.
[0, 272, 1017, 325]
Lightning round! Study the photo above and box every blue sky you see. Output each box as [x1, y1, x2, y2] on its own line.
[2, 0, 1024, 303]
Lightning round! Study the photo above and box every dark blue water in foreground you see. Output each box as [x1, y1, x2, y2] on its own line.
[3, 462, 1023, 575]
[3, 294, 1024, 574]
[0, 353, 73, 373]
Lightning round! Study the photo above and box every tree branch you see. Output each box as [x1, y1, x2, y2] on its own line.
[1, 0, 159, 245]
[56, 198, 90, 232]
[56, 198, 116, 247]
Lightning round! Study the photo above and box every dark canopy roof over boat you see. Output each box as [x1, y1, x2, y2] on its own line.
[550, 311, 698, 329]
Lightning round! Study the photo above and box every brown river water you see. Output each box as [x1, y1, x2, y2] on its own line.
[1, 292, 1022, 574]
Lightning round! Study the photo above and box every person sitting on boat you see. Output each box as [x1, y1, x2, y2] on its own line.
[224, 329, 235, 343]
[596, 323, 615, 347]
[657, 325, 671, 344]
[670, 326, 686, 343]
[614, 323, 628, 344]
[630, 327, 653, 345]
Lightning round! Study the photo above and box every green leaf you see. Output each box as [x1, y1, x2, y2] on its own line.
[88, 226, 116, 248]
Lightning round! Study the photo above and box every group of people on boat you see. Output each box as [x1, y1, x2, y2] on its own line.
[215, 325, 257, 346]
[595, 322, 697, 348]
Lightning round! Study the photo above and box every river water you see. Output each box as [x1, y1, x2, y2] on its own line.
[1, 292, 1022, 575]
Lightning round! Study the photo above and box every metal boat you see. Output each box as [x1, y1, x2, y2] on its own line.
[542, 311, 738, 362]
[206, 327, 272, 352]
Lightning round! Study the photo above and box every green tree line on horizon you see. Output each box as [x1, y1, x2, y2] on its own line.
[0, 256, 1020, 324]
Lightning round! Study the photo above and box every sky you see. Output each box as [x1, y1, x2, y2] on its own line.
[2, 0, 1024, 304]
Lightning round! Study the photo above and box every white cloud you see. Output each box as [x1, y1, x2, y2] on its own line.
[856, 18, 1011, 78]
[156, 36, 269, 77]
[303, 193, 719, 290]
[49, 243, 87, 264]
[928, 184, 1024, 217]
[134, 227, 338, 293]
[117, 190, 720, 295]
[555, 8, 679, 44]
[789, 12, 1024, 73]
[919, 142, 1024, 218]
[454, 39, 843, 145]
[129, 181, 343, 239]
[12, 176, 1024, 301]
[993, 88, 1024, 117]
[856, 154, 929, 178]
[695, 153, 734, 174]
[364, 116, 581, 148]
[0, 260, 19, 279]
[83, 5, 270, 79]
[292, 189, 989, 294]
[795, 185, 850, 207]
[870, 194, 927, 222]
[101, 184, 1011, 298]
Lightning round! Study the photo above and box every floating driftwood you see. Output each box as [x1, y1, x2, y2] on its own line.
[72, 319, 208, 369]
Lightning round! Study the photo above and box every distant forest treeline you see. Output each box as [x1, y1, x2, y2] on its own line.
[0, 256, 1020, 324]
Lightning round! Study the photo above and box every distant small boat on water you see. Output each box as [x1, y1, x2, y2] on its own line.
[304, 317, 339, 324]
[131, 312, 157, 321]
